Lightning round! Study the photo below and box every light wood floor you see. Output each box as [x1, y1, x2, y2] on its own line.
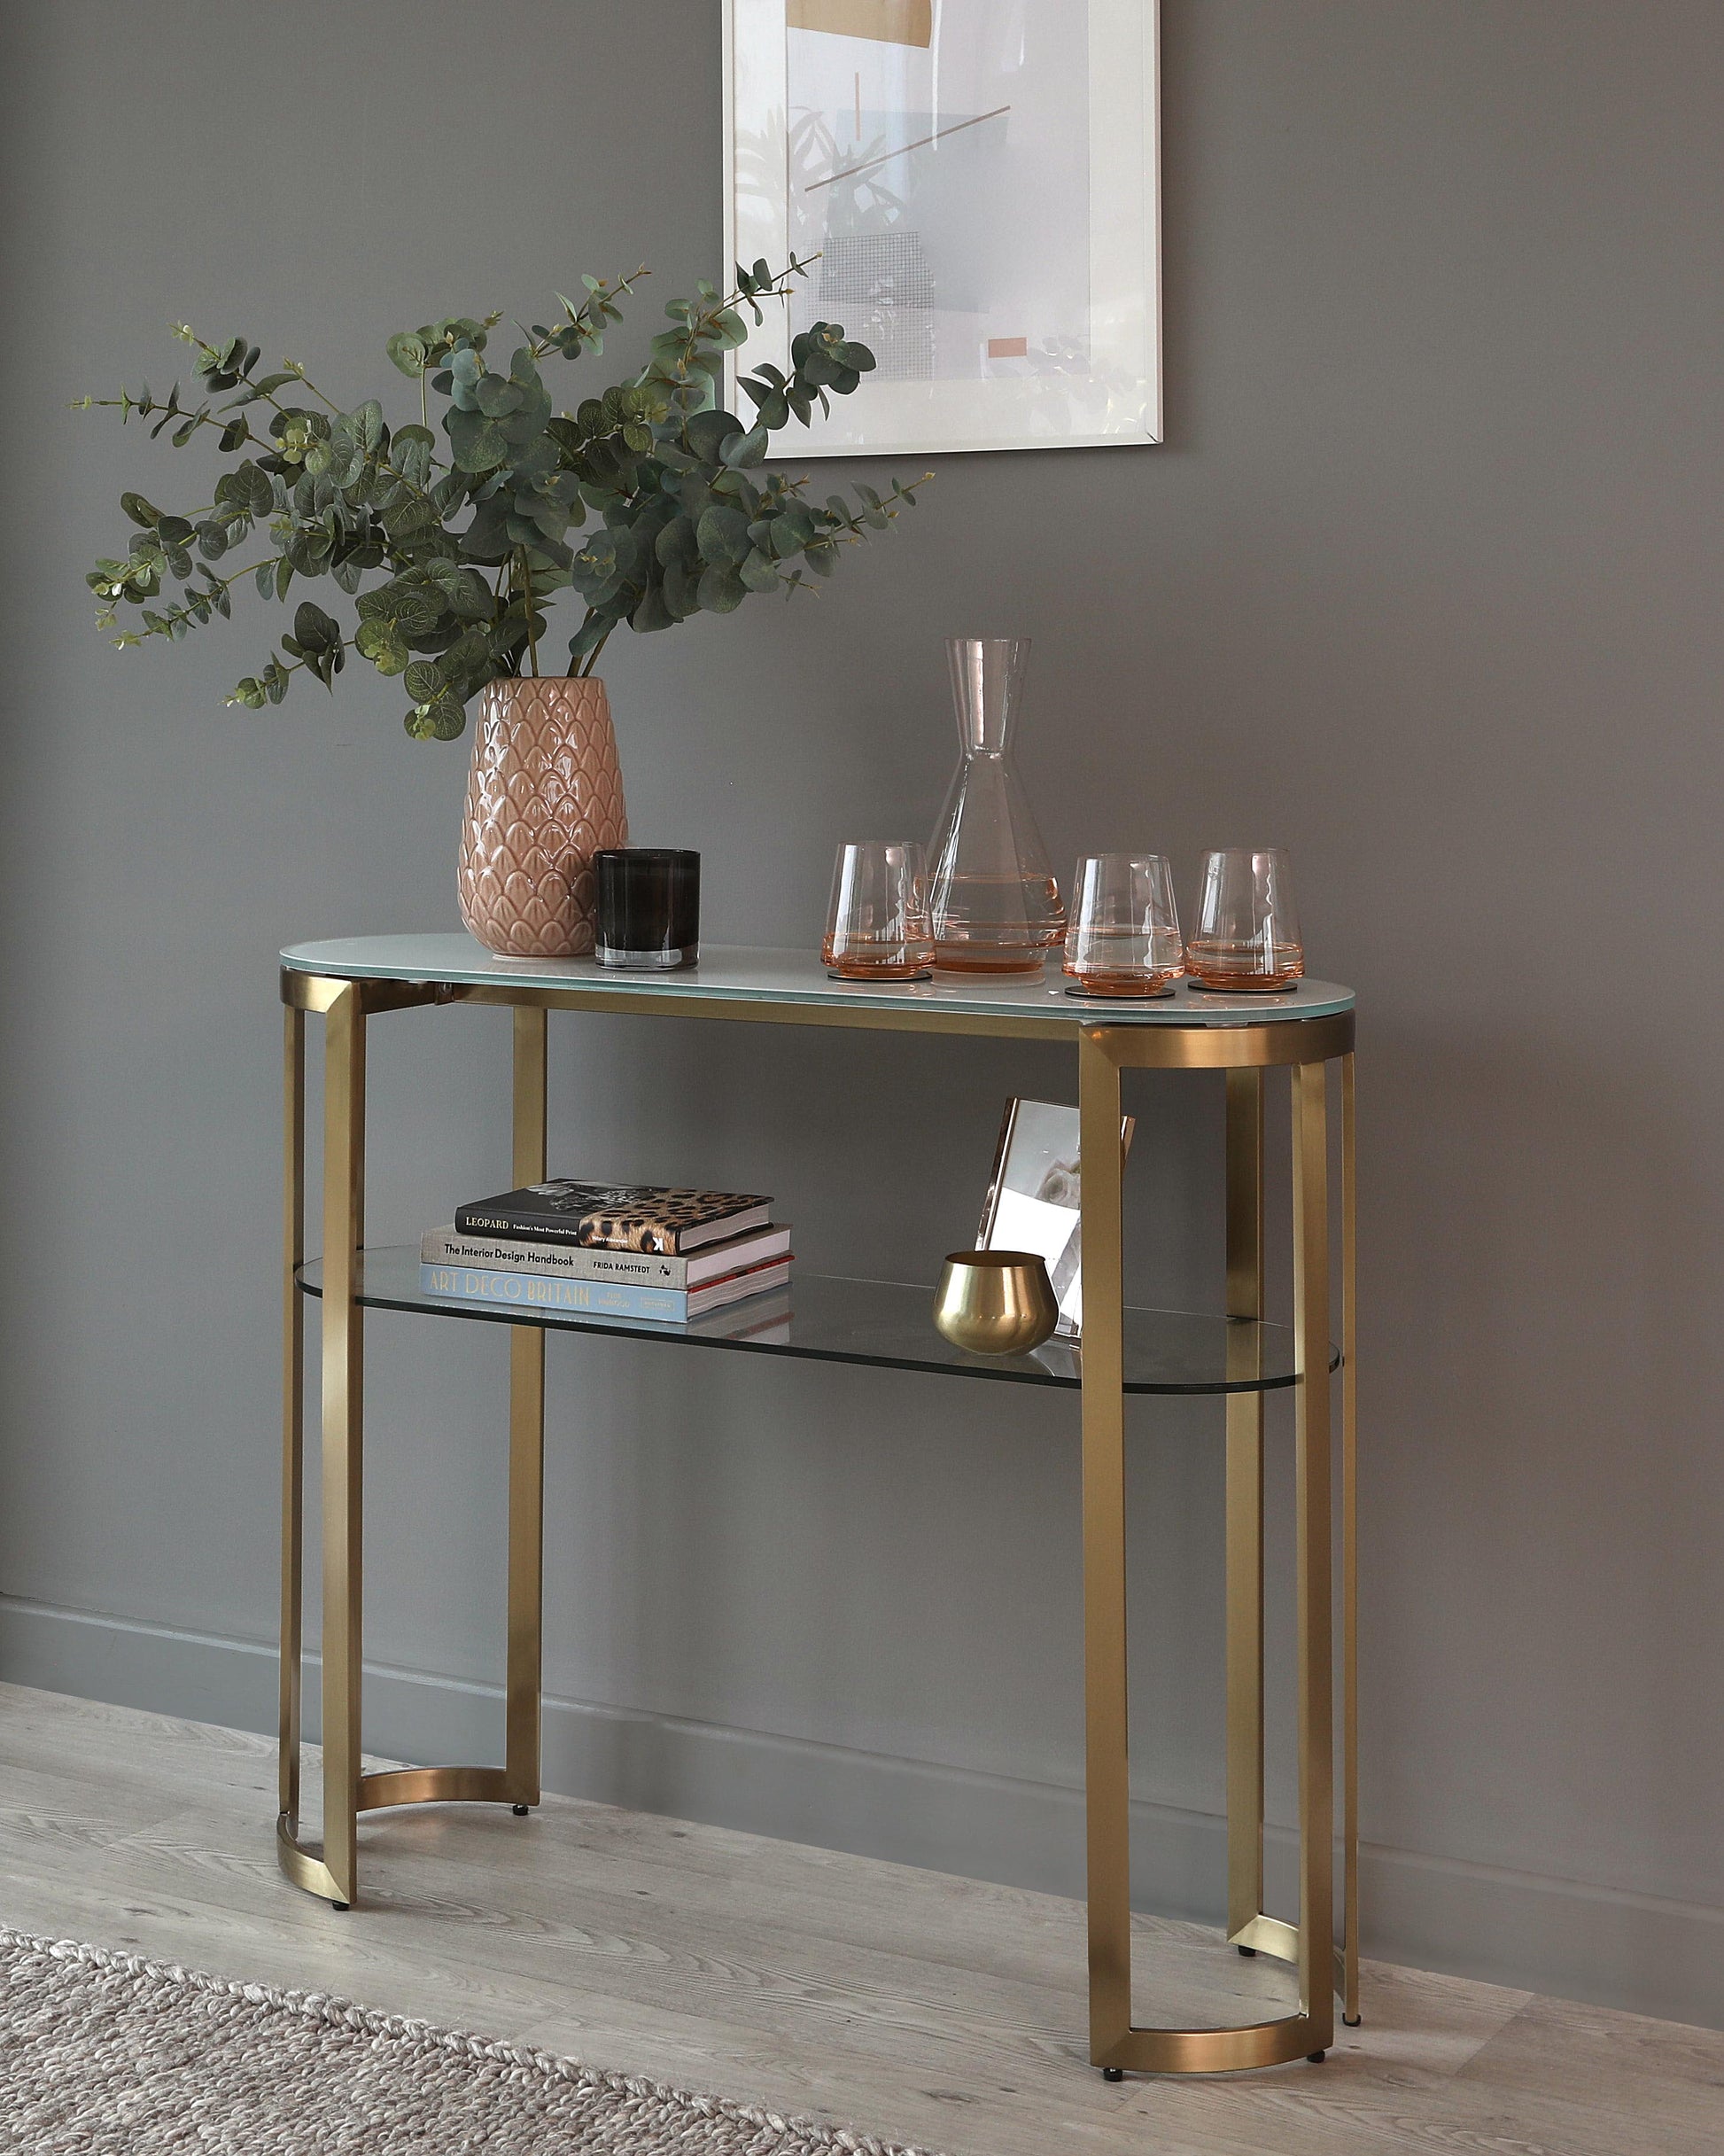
[1, 1685, 1717, 2155]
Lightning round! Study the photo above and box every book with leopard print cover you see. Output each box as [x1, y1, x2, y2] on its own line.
[454, 1179, 773, 1255]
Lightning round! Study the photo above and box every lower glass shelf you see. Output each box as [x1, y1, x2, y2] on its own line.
[297, 1248, 1332, 1397]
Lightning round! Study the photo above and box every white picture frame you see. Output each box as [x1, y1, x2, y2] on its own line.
[976, 1098, 1135, 1338]
[723, 0, 1161, 458]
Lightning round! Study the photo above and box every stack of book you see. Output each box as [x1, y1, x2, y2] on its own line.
[421, 1179, 791, 1324]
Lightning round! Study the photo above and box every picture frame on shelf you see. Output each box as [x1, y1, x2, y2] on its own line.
[976, 1098, 1135, 1338]
[723, 0, 1161, 457]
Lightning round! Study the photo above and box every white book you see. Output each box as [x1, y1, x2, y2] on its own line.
[420, 1223, 791, 1288]
[420, 1257, 793, 1323]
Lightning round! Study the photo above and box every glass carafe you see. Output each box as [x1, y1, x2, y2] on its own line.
[928, 637, 1065, 973]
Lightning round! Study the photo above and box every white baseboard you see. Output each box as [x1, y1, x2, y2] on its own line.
[3, 1592, 1719, 2030]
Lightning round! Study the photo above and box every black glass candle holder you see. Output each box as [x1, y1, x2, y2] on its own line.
[594, 849, 700, 969]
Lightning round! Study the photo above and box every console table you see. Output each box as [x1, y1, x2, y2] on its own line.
[277, 936, 1358, 2077]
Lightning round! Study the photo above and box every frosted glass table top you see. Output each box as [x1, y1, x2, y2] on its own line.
[281, 935, 1355, 1030]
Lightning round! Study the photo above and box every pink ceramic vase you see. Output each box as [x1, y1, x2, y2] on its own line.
[457, 676, 629, 958]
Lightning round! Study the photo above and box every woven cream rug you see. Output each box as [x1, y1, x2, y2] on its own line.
[0, 1926, 942, 2154]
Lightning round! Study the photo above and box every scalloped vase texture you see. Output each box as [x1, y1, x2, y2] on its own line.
[457, 676, 628, 958]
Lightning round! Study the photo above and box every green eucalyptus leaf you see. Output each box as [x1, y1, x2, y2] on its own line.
[654, 514, 699, 572]
[774, 503, 816, 552]
[695, 503, 750, 564]
[568, 611, 612, 662]
[447, 567, 495, 619]
[720, 424, 768, 469]
[390, 423, 435, 488]
[738, 548, 780, 595]
[381, 497, 438, 546]
[695, 563, 746, 613]
[662, 559, 701, 619]
[406, 691, 467, 740]
[447, 408, 509, 473]
[571, 530, 620, 600]
[447, 346, 485, 410]
[474, 373, 524, 418]
[293, 601, 339, 650]
[120, 492, 161, 527]
[386, 331, 428, 376]
[630, 581, 673, 632]
[355, 619, 409, 673]
[685, 409, 742, 463]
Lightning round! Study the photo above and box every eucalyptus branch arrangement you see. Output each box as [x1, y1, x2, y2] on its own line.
[79, 260, 927, 739]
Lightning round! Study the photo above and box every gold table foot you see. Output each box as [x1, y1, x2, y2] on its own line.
[276, 1768, 536, 1906]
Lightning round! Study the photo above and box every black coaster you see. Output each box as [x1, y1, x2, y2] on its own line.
[1184, 976, 1296, 994]
[1064, 984, 1175, 1001]
[827, 969, 935, 985]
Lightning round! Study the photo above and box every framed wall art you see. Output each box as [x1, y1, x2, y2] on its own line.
[723, 1, 1161, 457]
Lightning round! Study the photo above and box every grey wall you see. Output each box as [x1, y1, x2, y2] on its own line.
[4, 1, 1721, 2029]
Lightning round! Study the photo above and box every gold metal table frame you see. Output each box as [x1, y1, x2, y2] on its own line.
[278, 947, 1358, 2078]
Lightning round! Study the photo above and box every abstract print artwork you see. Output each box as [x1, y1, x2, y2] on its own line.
[726, 1, 1161, 455]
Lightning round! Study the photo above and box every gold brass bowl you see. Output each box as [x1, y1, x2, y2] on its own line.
[932, 1250, 1060, 1356]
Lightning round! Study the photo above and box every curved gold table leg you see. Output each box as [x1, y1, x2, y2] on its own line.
[1080, 1031, 1344, 2076]
[1291, 1059, 1336, 2060]
[506, 1008, 547, 1811]
[279, 1008, 305, 1849]
[279, 991, 550, 1904]
[1340, 1050, 1361, 2025]
[318, 984, 367, 1906]
[276, 1004, 335, 1897]
[1223, 1068, 1266, 1948]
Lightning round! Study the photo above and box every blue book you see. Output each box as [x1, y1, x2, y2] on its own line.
[420, 1258, 789, 1323]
